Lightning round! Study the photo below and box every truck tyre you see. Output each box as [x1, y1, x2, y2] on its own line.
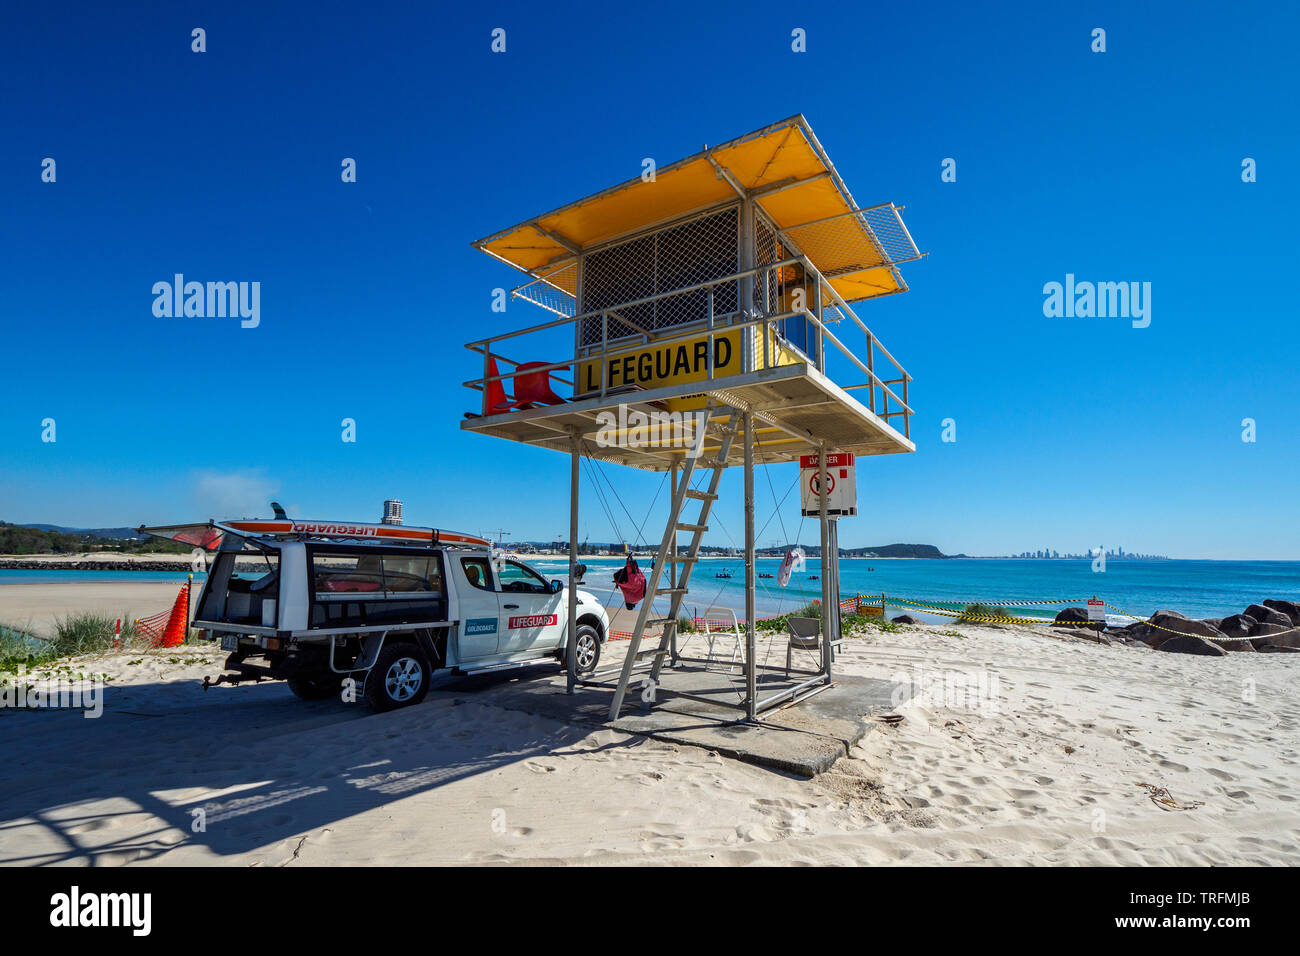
[365, 642, 430, 712]
[287, 673, 344, 701]
[573, 624, 601, 675]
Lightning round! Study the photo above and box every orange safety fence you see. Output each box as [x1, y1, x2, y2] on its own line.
[134, 579, 192, 648]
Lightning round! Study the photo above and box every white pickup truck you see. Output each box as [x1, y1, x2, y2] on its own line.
[140, 514, 610, 711]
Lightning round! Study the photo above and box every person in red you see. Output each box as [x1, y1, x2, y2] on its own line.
[613, 555, 646, 610]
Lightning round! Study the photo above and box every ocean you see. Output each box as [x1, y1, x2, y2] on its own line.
[3, 558, 1297, 625]
[530, 557, 1300, 624]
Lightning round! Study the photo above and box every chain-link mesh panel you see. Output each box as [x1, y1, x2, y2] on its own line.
[752, 213, 781, 315]
[780, 204, 920, 294]
[855, 204, 921, 265]
[581, 235, 655, 342]
[579, 206, 739, 347]
[513, 261, 577, 317]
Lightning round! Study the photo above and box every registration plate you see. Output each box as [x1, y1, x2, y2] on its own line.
[220, 634, 240, 652]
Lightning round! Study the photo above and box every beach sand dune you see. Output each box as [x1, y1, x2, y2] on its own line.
[0, 581, 187, 636]
[1, 621, 1297, 866]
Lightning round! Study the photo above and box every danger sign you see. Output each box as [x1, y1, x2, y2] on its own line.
[1086, 597, 1106, 623]
[800, 453, 857, 518]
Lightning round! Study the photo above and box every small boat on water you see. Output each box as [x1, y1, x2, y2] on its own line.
[758, 573, 773, 579]
[715, 570, 733, 579]
[809, 575, 819, 580]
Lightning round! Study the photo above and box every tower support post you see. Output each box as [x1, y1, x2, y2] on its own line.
[744, 410, 757, 720]
[824, 517, 838, 683]
[566, 429, 581, 694]
[818, 442, 832, 683]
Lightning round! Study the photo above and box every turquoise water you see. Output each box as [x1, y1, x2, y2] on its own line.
[532, 557, 1300, 623]
[0, 570, 202, 585]
[4, 560, 1297, 624]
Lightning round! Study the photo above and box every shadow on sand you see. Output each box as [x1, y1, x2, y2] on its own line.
[0, 666, 637, 865]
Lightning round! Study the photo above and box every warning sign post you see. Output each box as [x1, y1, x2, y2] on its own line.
[1086, 596, 1106, 625]
[800, 453, 857, 518]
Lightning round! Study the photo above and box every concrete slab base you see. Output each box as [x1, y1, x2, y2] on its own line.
[436, 662, 915, 777]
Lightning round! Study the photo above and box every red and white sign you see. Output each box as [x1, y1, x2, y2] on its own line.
[799, 453, 857, 518]
[509, 614, 558, 629]
[1086, 597, 1106, 623]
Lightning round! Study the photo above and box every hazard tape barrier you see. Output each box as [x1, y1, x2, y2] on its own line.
[608, 595, 1256, 645]
[883, 598, 1058, 627]
[884, 595, 1254, 644]
[1100, 600, 1253, 644]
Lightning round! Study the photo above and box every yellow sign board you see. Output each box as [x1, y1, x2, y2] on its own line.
[576, 329, 744, 409]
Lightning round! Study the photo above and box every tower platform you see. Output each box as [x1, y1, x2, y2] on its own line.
[462, 358, 913, 470]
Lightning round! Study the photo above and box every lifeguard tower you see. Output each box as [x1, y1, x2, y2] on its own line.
[462, 115, 922, 722]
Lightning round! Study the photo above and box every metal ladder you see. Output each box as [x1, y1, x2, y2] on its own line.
[607, 403, 740, 719]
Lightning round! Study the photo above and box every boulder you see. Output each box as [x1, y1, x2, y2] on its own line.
[1140, 629, 1171, 649]
[1219, 638, 1256, 653]
[1157, 634, 1227, 656]
[1217, 614, 1258, 641]
[1252, 622, 1290, 638]
[1244, 604, 1291, 631]
[1251, 628, 1300, 651]
[1258, 645, 1300, 653]
[1137, 611, 1228, 650]
[1263, 599, 1300, 627]
[1060, 628, 1111, 645]
[1052, 607, 1090, 627]
[1149, 611, 1224, 640]
[890, 614, 918, 625]
[1104, 625, 1146, 647]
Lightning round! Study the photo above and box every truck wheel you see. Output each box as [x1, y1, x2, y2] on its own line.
[573, 624, 601, 675]
[365, 643, 430, 712]
[287, 673, 344, 701]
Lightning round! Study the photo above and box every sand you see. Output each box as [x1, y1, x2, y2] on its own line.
[0, 582, 190, 636]
[2, 585, 1298, 866]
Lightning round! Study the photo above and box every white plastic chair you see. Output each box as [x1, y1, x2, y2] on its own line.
[700, 606, 745, 671]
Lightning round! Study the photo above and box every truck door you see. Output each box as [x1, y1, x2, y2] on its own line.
[455, 555, 501, 660]
[494, 560, 565, 656]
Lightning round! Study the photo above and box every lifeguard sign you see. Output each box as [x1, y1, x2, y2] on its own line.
[800, 453, 857, 517]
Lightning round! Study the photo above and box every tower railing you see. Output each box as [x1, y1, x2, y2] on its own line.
[463, 254, 912, 439]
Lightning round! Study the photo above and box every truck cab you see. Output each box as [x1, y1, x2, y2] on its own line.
[142, 513, 609, 711]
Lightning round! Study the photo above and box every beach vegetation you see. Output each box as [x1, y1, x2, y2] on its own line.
[754, 601, 823, 633]
[0, 521, 191, 555]
[959, 603, 1011, 622]
[0, 623, 51, 674]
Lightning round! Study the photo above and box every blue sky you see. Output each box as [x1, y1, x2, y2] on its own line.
[2, 1, 1297, 559]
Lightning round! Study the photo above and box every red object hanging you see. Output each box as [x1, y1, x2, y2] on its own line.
[613, 555, 646, 610]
